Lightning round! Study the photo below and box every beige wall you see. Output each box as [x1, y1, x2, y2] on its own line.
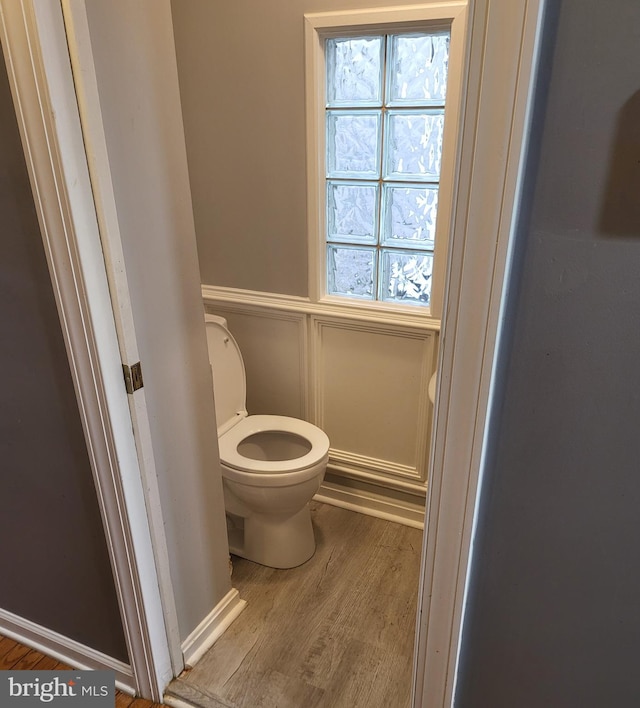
[171, 0, 419, 296]
[83, 0, 232, 643]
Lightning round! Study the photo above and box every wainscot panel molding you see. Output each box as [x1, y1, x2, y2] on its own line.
[203, 285, 438, 527]
[312, 317, 436, 483]
[0, 607, 135, 693]
[316, 473, 426, 529]
[328, 449, 430, 492]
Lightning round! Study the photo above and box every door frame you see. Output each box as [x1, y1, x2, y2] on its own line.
[0, 0, 175, 700]
[1, 0, 548, 704]
[412, 0, 547, 705]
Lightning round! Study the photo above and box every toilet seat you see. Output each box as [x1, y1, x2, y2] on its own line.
[219, 414, 329, 474]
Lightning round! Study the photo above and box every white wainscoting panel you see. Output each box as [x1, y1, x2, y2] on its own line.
[205, 303, 308, 419]
[312, 317, 436, 484]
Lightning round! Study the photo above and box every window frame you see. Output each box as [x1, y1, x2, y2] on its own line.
[305, 2, 468, 322]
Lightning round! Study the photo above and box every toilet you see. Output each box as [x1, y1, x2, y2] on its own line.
[205, 314, 330, 569]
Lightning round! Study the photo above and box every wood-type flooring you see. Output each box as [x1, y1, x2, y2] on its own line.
[167, 501, 423, 708]
[0, 634, 166, 707]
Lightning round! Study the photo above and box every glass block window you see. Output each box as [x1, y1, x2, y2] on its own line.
[325, 32, 450, 307]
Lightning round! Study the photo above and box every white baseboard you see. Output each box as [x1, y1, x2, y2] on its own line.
[0, 606, 135, 694]
[315, 476, 425, 529]
[181, 588, 246, 668]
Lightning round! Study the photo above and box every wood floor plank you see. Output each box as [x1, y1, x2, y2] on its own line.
[10, 648, 47, 671]
[165, 677, 231, 708]
[166, 679, 234, 708]
[0, 641, 31, 670]
[229, 667, 326, 708]
[0, 637, 16, 658]
[175, 502, 421, 708]
[115, 693, 136, 708]
[33, 655, 61, 670]
[52, 661, 72, 670]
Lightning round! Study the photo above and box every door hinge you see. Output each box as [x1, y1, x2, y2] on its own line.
[123, 362, 144, 394]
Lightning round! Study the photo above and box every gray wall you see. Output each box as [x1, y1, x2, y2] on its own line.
[171, 0, 427, 296]
[456, 1, 640, 706]
[0, 49, 128, 663]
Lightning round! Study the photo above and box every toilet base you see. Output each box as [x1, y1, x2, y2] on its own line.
[227, 504, 316, 569]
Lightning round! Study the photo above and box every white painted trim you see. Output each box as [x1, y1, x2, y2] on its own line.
[328, 460, 427, 496]
[0, 608, 135, 694]
[0, 1, 174, 700]
[59, 0, 184, 681]
[411, 1, 548, 706]
[449, 2, 550, 697]
[316, 480, 424, 529]
[310, 310, 438, 338]
[304, 1, 467, 30]
[203, 284, 312, 311]
[304, 2, 468, 321]
[203, 284, 441, 331]
[330, 448, 425, 483]
[181, 590, 247, 669]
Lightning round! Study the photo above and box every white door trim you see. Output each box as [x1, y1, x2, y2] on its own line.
[0, 0, 175, 699]
[412, 0, 547, 706]
[59, 0, 185, 678]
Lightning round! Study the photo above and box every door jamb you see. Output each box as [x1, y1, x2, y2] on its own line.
[0, 0, 178, 699]
[412, 0, 547, 705]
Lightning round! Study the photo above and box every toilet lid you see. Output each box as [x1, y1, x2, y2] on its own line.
[205, 315, 246, 432]
[219, 415, 330, 474]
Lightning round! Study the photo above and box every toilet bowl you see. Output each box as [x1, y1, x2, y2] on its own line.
[205, 314, 330, 568]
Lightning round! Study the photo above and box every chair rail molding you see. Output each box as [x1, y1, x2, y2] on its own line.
[202, 284, 441, 332]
